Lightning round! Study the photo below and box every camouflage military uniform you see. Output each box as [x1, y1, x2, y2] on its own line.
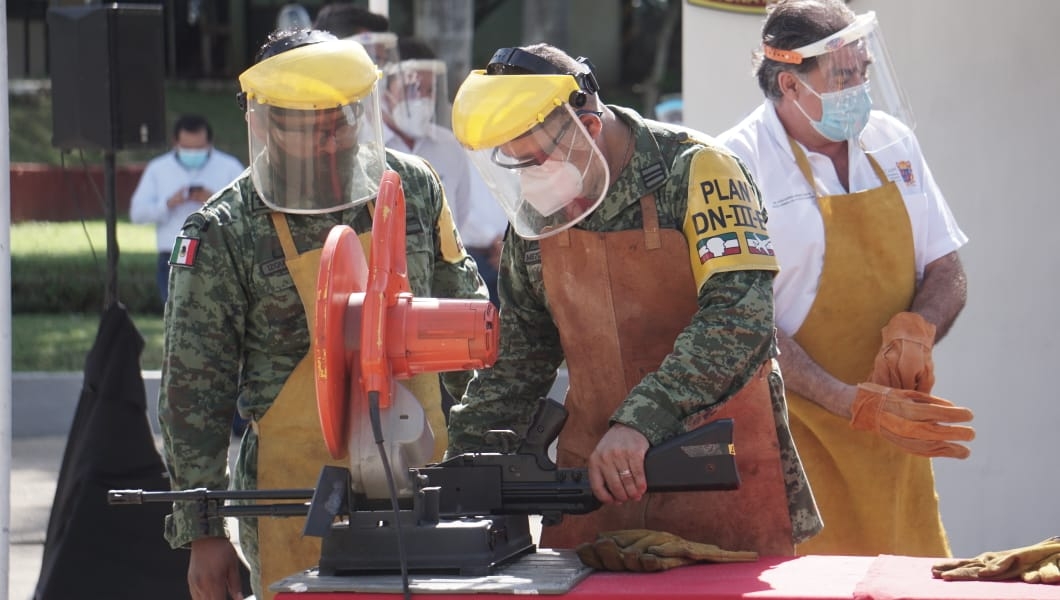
[447, 106, 822, 543]
[160, 149, 487, 552]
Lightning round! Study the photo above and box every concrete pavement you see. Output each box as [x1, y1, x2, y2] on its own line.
[10, 435, 61, 600]
[7, 370, 167, 600]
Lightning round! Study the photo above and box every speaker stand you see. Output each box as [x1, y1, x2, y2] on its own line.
[103, 150, 120, 308]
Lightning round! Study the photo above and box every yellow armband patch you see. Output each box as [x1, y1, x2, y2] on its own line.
[436, 194, 468, 264]
[682, 150, 778, 290]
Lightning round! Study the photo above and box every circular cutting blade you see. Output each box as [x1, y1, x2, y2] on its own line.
[314, 224, 368, 460]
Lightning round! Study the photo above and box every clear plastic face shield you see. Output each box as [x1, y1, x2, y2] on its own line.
[247, 99, 386, 214]
[765, 11, 914, 152]
[275, 4, 312, 30]
[240, 39, 387, 214]
[348, 31, 399, 70]
[382, 59, 448, 141]
[465, 103, 609, 240]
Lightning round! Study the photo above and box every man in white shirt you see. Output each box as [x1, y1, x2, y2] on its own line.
[717, 0, 973, 558]
[381, 38, 508, 305]
[129, 114, 244, 303]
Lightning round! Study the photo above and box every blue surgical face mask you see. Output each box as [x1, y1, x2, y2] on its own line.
[794, 79, 872, 142]
[176, 147, 210, 170]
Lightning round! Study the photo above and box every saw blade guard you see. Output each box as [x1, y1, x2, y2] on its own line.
[314, 169, 499, 472]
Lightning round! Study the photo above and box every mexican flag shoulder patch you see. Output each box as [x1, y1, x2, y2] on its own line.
[170, 235, 200, 268]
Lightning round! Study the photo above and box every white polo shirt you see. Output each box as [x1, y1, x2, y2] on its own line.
[129, 148, 246, 252]
[384, 123, 507, 248]
[717, 101, 968, 335]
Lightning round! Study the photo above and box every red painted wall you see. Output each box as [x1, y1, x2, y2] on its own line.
[9, 163, 146, 222]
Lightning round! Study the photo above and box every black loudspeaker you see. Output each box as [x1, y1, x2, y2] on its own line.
[48, 4, 167, 152]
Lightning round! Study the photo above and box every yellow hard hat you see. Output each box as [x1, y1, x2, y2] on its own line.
[239, 39, 381, 111]
[452, 70, 582, 150]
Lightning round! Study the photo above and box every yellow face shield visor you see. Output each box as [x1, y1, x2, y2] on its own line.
[452, 70, 583, 150]
[239, 39, 381, 110]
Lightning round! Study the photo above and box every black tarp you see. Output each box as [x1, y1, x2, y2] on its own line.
[34, 303, 250, 599]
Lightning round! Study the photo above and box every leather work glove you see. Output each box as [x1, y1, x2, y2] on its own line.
[931, 537, 1060, 583]
[849, 382, 975, 459]
[1024, 550, 1060, 584]
[870, 312, 937, 393]
[575, 529, 758, 573]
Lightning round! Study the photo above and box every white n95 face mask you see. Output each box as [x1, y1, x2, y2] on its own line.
[518, 160, 584, 218]
[391, 98, 435, 140]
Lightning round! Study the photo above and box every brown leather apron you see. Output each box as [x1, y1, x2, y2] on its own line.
[537, 196, 794, 556]
[783, 140, 950, 557]
[254, 213, 447, 599]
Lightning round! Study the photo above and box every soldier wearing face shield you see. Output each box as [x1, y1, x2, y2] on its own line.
[381, 37, 508, 306]
[158, 29, 487, 600]
[718, 0, 973, 557]
[448, 43, 823, 559]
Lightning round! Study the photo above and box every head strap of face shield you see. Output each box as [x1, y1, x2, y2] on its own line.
[763, 11, 876, 65]
[486, 47, 600, 108]
[236, 29, 339, 111]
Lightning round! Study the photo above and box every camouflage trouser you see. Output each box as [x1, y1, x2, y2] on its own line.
[232, 429, 263, 598]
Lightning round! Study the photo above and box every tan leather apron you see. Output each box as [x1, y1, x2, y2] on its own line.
[783, 140, 949, 557]
[254, 213, 447, 599]
[537, 197, 794, 556]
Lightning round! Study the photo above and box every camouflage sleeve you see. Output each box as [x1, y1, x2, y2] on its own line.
[159, 193, 248, 549]
[611, 260, 777, 446]
[447, 233, 564, 455]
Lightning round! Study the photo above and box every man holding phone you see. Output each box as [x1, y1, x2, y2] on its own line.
[130, 114, 245, 304]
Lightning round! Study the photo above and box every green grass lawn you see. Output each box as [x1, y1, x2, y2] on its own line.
[12, 312, 164, 372]
[12, 219, 165, 371]
[11, 219, 155, 256]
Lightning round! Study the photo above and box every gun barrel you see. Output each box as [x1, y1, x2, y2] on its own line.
[107, 489, 149, 505]
[107, 488, 315, 505]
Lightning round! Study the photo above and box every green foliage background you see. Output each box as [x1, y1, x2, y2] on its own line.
[11, 220, 166, 371]
[10, 81, 248, 166]
[9, 82, 249, 372]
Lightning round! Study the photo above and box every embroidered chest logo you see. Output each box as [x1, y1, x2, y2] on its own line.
[897, 161, 916, 186]
[261, 258, 287, 276]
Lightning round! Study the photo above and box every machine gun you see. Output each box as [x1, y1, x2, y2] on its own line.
[110, 396, 738, 576]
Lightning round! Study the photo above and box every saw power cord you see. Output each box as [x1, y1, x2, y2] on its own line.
[368, 391, 412, 600]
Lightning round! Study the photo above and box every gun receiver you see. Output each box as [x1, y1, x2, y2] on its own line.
[108, 399, 738, 530]
[417, 398, 739, 525]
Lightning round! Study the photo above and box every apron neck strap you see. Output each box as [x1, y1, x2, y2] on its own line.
[786, 136, 888, 197]
[269, 212, 299, 260]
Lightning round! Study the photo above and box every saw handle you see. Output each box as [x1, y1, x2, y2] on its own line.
[360, 170, 410, 408]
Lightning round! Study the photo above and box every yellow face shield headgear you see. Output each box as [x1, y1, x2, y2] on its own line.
[239, 39, 387, 214]
[451, 49, 610, 240]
